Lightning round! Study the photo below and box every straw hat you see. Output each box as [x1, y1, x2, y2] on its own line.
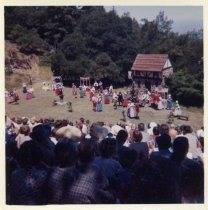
[56, 125, 82, 139]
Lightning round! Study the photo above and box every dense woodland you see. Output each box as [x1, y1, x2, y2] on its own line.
[5, 6, 203, 107]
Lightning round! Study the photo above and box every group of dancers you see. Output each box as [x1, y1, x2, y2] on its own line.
[5, 82, 35, 104]
[70, 80, 183, 119]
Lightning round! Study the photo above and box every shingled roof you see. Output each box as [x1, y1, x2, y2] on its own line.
[131, 54, 169, 72]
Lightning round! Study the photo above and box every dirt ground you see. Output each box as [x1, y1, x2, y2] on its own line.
[5, 80, 203, 132]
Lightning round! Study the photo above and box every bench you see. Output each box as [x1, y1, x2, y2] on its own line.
[176, 115, 189, 121]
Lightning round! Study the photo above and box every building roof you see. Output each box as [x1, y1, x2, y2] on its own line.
[131, 54, 169, 72]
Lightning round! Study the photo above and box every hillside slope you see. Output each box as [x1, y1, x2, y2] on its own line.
[5, 41, 52, 89]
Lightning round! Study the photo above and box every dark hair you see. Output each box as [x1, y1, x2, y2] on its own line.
[17, 140, 43, 168]
[22, 118, 28, 125]
[132, 130, 143, 143]
[55, 138, 78, 167]
[30, 124, 50, 143]
[160, 124, 169, 135]
[99, 138, 116, 158]
[61, 119, 69, 127]
[183, 125, 192, 134]
[54, 120, 63, 129]
[180, 159, 204, 203]
[153, 126, 160, 136]
[171, 136, 189, 166]
[138, 123, 145, 131]
[156, 134, 171, 150]
[19, 125, 30, 136]
[116, 129, 128, 145]
[119, 148, 137, 169]
[80, 117, 85, 123]
[130, 157, 181, 203]
[78, 139, 97, 162]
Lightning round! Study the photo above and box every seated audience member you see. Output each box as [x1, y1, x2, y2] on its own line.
[160, 123, 170, 135]
[30, 124, 56, 166]
[67, 139, 116, 204]
[45, 138, 78, 204]
[180, 158, 204, 203]
[129, 157, 181, 203]
[92, 138, 123, 188]
[9, 141, 48, 205]
[151, 134, 172, 159]
[171, 136, 189, 166]
[15, 125, 31, 149]
[116, 129, 129, 159]
[129, 130, 149, 161]
[171, 137, 204, 203]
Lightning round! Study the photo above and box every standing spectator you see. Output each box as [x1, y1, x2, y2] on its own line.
[9, 141, 48, 204]
[68, 139, 116, 203]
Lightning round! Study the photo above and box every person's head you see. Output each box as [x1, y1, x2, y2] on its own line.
[55, 138, 78, 167]
[153, 126, 160, 136]
[61, 119, 69, 127]
[160, 123, 169, 135]
[79, 117, 85, 124]
[156, 134, 171, 150]
[30, 124, 50, 145]
[116, 129, 128, 145]
[17, 140, 43, 168]
[183, 125, 192, 135]
[78, 139, 97, 162]
[180, 159, 204, 203]
[19, 125, 30, 136]
[54, 120, 63, 129]
[22, 118, 28, 125]
[89, 123, 108, 141]
[132, 130, 143, 143]
[99, 138, 117, 158]
[172, 136, 189, 161]
[130, 157, 181, 203]
[138, 123, 145, 132]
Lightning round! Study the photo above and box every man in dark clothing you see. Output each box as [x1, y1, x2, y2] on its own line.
[151, 134, 172, 159]
[129, 130, 149, 161]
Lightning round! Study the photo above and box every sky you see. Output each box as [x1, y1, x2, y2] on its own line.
[104, 6, 203, 34]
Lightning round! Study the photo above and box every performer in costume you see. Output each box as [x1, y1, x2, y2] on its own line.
[92, 95, 97, 111]
[96, 94, 103, 112]
[22, 83, 27, 94]
[174, 101, 181, 116]
[118, 92, 123, 106]
[127, 102, 136, 118]
[166, 94, 173, 110]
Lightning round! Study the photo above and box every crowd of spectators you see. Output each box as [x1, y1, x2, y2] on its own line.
[5, 115, 204, 204]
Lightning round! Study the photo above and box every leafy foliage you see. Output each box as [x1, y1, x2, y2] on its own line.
[5, 6, 203, 106]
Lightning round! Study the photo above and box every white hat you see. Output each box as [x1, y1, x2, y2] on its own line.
[147, 122, 157, 135]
